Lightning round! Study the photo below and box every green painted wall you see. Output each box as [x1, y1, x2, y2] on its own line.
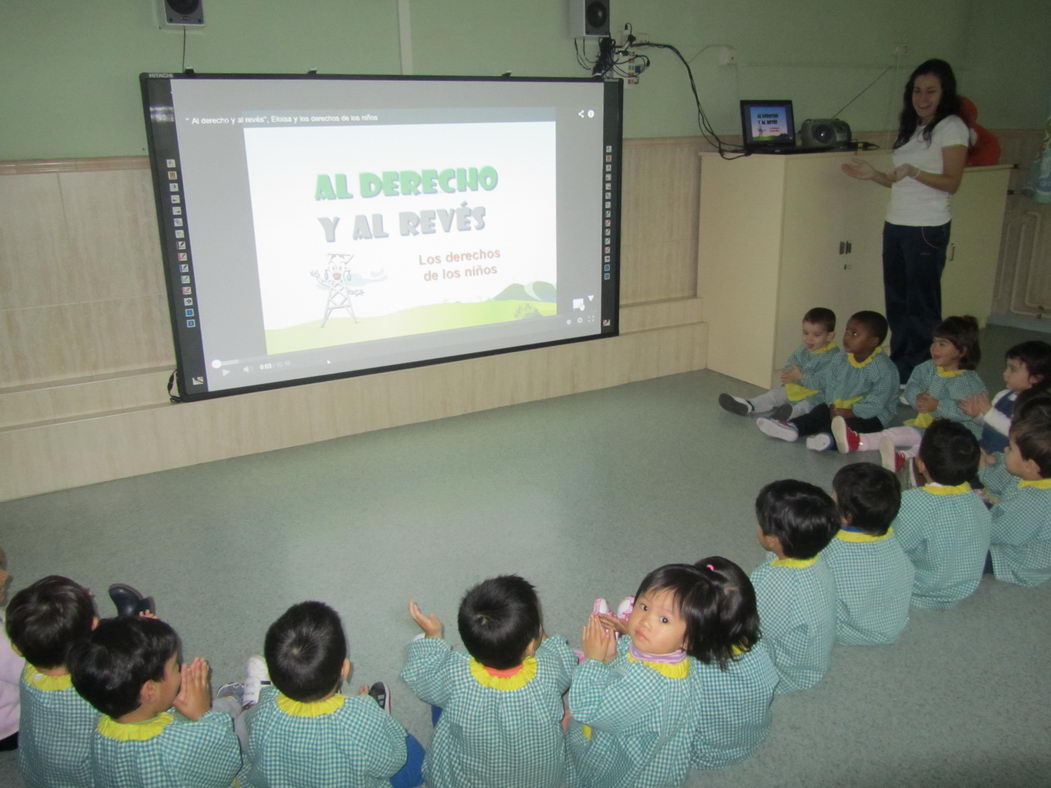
[2, 0, 1048, 160]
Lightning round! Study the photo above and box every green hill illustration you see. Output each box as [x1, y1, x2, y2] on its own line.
[265, 280, 558, 355]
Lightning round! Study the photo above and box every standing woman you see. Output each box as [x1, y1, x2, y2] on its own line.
[842, 59, 969, 382]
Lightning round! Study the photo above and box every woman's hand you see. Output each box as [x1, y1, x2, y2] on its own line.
[892, 163, 918, 181]
[841, 158, 877, 180]
[842, 158, 895, 187]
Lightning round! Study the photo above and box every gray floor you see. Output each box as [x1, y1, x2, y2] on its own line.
[2, 325, 1050, 786]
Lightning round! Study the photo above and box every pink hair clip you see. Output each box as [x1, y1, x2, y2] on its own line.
[706, 563, 715, 571]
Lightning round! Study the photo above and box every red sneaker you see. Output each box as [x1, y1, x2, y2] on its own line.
[831, 416, 860, 454]
[879, 438, 906, 473]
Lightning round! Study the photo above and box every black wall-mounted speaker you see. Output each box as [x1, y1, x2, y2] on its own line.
[800, 118, 852, 148]
[570, 0, 611, 37]
[160, 0, 205, 27]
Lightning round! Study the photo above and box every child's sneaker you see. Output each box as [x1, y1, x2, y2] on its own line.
[368, 681, 391, 714]
[718, 393, 752, 416]
[108, 584, 155, 618]
[243, 655, 272, 708]
[831, 416, 861, 453]
[615, 596, 635, 619]
[805, 433, 834, 451]
[591, 598, 612, 616]
[756, 418, 799, 442]
[216, 682, 246, 707]
[768, 403, 792, 422]
[879, 437, 906, 473]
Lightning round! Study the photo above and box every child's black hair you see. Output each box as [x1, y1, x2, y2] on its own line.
[803, 307, 836, 334]
[4, 575, 96, 669]
[1015, 390, 1051, 425]
[265, 601, 347, 702]
[458, 575, 542, 670]
[67, 616, 180, 719]
[918, 419, 981, 485]
[1009, 341, 1051, 412]
[1006, 340, 1051, 383]
[1010, 415, 1051, 478]
[693, 557, 762, 669]
[755, 479, 840, 559]
[848, 310, 889, 344]
[832, 463, 902, 535]
[933, 315, 981, 370]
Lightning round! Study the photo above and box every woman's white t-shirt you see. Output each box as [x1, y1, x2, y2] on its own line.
[886, 114, 969, 227]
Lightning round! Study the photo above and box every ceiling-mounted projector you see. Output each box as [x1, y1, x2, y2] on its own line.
[800, 118, 852, 148]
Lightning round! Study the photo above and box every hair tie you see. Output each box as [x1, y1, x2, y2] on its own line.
[706, 564, 715, 571]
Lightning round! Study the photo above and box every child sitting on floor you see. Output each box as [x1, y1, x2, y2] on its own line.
[961, 339, 1051, 456]
[719, 307, 839, 421]
[688, 557, 779, 770]
[757, 311, 900, 452]
[401, 575, 575, 788]
[749, 480, 839, 692]
[4, 575, 99, 788]
[825, 463, 915, 645]
[830, 315, 987, 466]
[590, 559, 779, 773]
[986, 411, 1051, 586]
[0, 548, 23, 753]
[568, 563, 708, 787]
[892, 420, 991, 608]
[67, 616, 242, 788]
[241, 601, 422, 788]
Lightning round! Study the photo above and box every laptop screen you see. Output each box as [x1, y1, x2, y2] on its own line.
[740, 100, 795, 151]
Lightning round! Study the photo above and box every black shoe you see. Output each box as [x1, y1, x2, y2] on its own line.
[718, 393, 751, 416]
[108, 584, 155, 617]
[769, 403, 792, 421]
[368, 681, 391, 713]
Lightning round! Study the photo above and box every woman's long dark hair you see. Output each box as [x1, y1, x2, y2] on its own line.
[894, 59, 964, 149]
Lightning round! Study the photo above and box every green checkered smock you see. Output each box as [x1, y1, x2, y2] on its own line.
[820, 348, 900, 426]
[567, 636, 702, 788]
[901, 362, 986, 438]
[749, 554, 836, 694]
[17, 667, 97, 788]
[89, 709, 241, 787]
[893, 484, 992, 608]
[401, 635, 575, 788]
[240, 686, 408, 787]
[690, 642, 778, 770]
[990, 479, 1051, 587]
[783, 342, 840, 406]
[822, 529, 915, 645]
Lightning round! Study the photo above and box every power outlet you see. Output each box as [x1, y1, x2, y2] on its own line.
[719, 46, 737, 66]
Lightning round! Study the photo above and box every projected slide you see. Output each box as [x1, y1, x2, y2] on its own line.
[142, 74, 621, 401]
[243, 121, 556, 355]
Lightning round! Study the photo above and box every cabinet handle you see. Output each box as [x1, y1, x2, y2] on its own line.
[949, 243, 956, 261]
[845, 241, 852, 254]
[839, 241, 845, 255]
